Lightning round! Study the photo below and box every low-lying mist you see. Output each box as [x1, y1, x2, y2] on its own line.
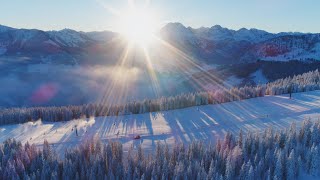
[0, 63, 195, 108]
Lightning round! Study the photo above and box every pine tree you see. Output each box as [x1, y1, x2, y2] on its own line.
[239, 162, 247, 180]
[247, 165, 254, 180]
[310, 145, 320, 176]
[287, 149, 297, 180]
[207, 160, 215, 180]
[225, 156, 234, 180]
[274, 154, 283, 180]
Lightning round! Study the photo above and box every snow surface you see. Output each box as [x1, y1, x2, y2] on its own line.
[191, 25, 273, 43]
[2, 91, 320, 155]
[251, 69, 269, 84]
[223, 75, 243, 88]
[44, 40, 59, 47]
[48, 29, 88, 47]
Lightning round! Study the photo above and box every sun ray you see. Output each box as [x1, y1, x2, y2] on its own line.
[142, 46, 161, 97]
[98, 43, 132, 108]
[95, 0, 248, 111]
[154, 37, 245, 100]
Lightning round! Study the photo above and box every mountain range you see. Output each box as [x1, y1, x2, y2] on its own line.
[1, 23, 320, 107]
[1, 23, 320, 65]
[160, 23, 320, 64]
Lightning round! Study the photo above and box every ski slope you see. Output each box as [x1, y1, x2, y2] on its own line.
[2, 90, 320, 154]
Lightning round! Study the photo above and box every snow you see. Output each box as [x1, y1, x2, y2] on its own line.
[234, 28, 273, 42]
[44, 40, 59, 47]
[48, 29, 88, 47]
[193, 25, 234, 41]
[223, 75, 243, 88]
[13, 30, 40, 45]
[191, 25, 274, 43]
[2, 90, 320, 155]
[262, 46, 320, 61]
[251, 69, 268, 84]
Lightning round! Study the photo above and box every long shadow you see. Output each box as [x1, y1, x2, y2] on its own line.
[159, 91, 320, 148]
[99, 112, 157, 147]
[3, 90, 320, 156]
[163, 108, 221, 144]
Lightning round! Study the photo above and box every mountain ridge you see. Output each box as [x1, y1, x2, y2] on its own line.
[0, 23, 320, 64]
[160, 22, 320, 63]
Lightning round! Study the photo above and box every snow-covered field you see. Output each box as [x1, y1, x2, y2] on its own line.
[2, 90, 320, 155]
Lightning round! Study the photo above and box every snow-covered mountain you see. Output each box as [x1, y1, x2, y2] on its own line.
[160, 23, 320, 63]
[190, 25, 273, 42]
[47, 29, 91, 47]
[0, 25, 118, 63]
[1, 23, 320, 108]
[1, 23, 320, 64]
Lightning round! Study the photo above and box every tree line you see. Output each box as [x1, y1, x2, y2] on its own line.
[1, 119, 320, 179]
[1, 69, 320, 125]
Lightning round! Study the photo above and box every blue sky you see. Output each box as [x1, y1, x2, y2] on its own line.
[0, 0, 319, 33]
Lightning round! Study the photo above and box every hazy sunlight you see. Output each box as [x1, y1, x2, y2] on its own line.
[117, 6, 158, 46]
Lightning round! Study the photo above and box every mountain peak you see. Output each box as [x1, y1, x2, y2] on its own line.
[211, 25, 223, 30]
[161, 22, 192, 35]
[163, 22, 187, 30]
[0, 24, 14, 32]
[60, 28, 79, 33]
[238, 27, 249, 32]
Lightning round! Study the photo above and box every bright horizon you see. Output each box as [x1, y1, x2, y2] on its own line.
[0, 0, 320, 33]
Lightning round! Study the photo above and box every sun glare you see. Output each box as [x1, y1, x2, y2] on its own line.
[118, 7, 157, 46]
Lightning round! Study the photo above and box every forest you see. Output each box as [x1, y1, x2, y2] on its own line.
[1, 69, 320, 125]
[1, 119, 320, 179]
[220, 60, 320, 81]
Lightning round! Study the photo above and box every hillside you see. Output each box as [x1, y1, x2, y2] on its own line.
[2, 90, 320, 154]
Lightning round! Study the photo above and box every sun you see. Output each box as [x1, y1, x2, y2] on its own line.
[118, 7, 157, 46]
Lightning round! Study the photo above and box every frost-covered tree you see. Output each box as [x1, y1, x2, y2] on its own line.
[2, 69, 320, 125]
[2, 120, 320, 179]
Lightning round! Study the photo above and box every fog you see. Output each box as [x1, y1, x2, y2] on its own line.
[0, 63, 195, 107]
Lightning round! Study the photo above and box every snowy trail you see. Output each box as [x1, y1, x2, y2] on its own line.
[2, 90, 320, 154]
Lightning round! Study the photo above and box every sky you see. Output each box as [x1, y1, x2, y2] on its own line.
[0, 0, 319, 33]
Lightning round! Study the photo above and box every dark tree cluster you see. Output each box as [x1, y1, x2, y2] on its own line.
[220, 60, 320, 81]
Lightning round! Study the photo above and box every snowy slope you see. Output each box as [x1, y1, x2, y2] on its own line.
[251, 69, 269, 84]
[47, 29, 90, 47]
[2, 90, 320, 154]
